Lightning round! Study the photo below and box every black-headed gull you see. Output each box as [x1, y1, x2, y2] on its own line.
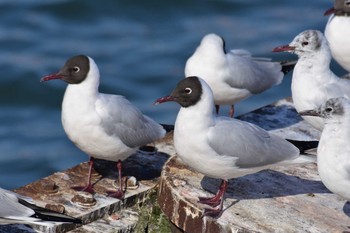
[155, 76, 313, 218]
[273, 30, 350, 131]
[41, 55, 166, 198]
[299, 97, 350, 201]
[324, 0, 350, 73]
[0, 187, 81, 225]
[185, 33, 295, 117]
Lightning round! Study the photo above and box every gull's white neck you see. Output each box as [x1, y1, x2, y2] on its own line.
[294, 43, 338, 87]
[175, 81, 215, 133]
[62, 57, 101, 117]
[64, 57, 100, 99]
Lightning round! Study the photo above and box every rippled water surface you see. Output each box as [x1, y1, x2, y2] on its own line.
[0, 0, 339, 189]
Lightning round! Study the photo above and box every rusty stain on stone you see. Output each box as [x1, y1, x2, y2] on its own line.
[32, 178, 59, 194]
[4, 137, 170, 232]
[70, 162, 101, 180]
[45, 203, 65, 214]
[71, 192, 97, 207]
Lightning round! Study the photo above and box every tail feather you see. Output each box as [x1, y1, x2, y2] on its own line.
[18, 199, 82, 224]
[160, 123, 174, 132]
[286, 139, 319, 154]
[280, 60, 297, 75]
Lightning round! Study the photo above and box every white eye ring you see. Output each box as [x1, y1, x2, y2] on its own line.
[185, 87, 192, 94]
[73, 66, 80, 72]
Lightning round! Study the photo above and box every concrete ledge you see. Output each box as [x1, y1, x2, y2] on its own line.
[157, 98, 350, 233]
[1, 137, 171, 233]
[2, 98, 350, 232]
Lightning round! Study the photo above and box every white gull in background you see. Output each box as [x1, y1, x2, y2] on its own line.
[41, 55, 165, 198]
[273, 30, 350, 131]
[185, 33, 295, 117]
[324, 0, 350, 73]
[155, 76, 313, 218]
[0, 187, 81, 225]
[299, 97, 350, 201]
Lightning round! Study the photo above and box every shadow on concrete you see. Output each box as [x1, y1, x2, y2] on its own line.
[201, 169, 329, 200]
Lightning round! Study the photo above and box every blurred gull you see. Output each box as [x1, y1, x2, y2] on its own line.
[0, 187, 81, 225]
[155, 76, 314, 218]
[273, 30, 350, 131]
[41, 55, 165, 198]
[299, 97, 350, 200]
[324, 0, 350, 73]
[185, 33, 295, 117]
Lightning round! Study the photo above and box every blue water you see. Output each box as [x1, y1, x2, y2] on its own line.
[0, 0, 341, 189]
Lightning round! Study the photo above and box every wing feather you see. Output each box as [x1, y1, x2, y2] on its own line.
[95, 94, 165, 148]
[207, 118, 299, 168]
[0, 188, 34, 219]
[225, 51, 283, 94]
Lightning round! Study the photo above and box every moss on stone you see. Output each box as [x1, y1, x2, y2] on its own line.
[134, 187, 171, 233]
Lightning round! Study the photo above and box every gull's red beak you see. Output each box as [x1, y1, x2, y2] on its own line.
[40, 73, 62, 82]
[298, 109, 321, 117]
[154, 96, 176, 105]
[324, 7, 335, 16]
[272, 45, 296, 52]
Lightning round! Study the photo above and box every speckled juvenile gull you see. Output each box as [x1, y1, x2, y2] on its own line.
[41, 55, 166, 198]
[0, 187, 81, 225]
[185, 33, 295, 117]
[273, 30, 350, 131]
[299, 97, 350, 201]
[155, 76, 313, 218]
[324, 0, 350, 73]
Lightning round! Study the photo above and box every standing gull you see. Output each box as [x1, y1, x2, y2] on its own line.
[273, 30, 350, 131]
[324, 0, 350, 73]
[299, 97, 350, 200]
[155, 76, 313, 217]
[41, 55, 165, 198]
[0, 187, 81, 225]
[185, 33, 295, 117]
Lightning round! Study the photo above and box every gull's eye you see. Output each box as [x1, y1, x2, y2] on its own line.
[325, 107, 333, 113]
[184, 87, 192, 94]
[73, 66, 80, 73]
[302, 41, 309, 46]
[345, 0, 350, 6]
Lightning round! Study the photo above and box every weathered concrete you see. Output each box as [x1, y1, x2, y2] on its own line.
[2, 98, 350, 232]
[0, 137, 171, 233]
[157, 98, 350, 233]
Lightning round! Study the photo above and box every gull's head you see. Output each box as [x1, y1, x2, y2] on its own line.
[325, 0, 350, 16]
[299, 97, 350, 121]
[155, 76, 210, 108]
[41, 55, 91, 84]
[273, 30, 327, 57]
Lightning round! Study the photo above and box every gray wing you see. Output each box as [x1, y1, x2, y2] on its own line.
[225, 50, 283, 94]
[0, 188, 34, 219]
[207, 118, 299, 168]
[95, 94, 165, 148]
